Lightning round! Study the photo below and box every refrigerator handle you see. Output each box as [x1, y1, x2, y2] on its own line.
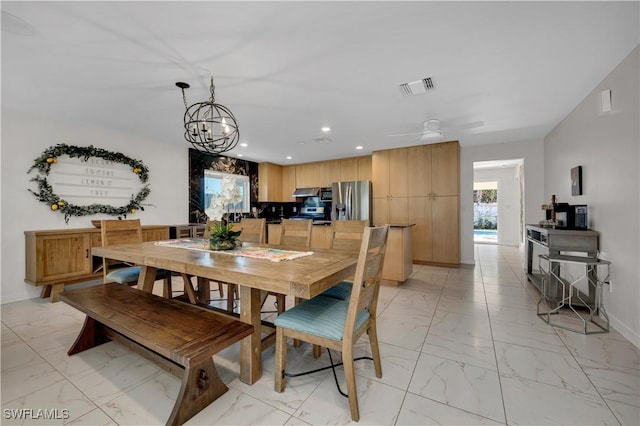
[346, 185, 352, 220]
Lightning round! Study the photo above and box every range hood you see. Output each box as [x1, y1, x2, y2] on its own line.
[292, 187, 320, 197]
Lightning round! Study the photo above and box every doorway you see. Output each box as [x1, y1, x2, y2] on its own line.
[474, 181, 498, 244]
[473, 159, 524, 246]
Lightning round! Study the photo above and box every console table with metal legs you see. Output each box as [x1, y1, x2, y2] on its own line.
[536, 254, 611, 334]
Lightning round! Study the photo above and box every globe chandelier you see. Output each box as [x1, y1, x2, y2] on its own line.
[175, 76, 239, 154]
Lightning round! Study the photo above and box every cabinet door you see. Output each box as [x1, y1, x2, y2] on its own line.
[320, 160, 340, 187]
[296, 163, 320, 188]
[407, 145, 432, 197]
[36, 233, 92, 282]
[372, 197, 389, 226]
[408, 196, 432, 262]
[340, 158, 358, 182]
[357, 155, 372, 181]
[281, 166, 296, 201]
[431, 195, 460, 264]
[371, 151, 390, 198]
[389, 196, 409, 224]
[432, 141, 459, 196]
[258, 162, 283, 202]
[388, 148, 408, 197]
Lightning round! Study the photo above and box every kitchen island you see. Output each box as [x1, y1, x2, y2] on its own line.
[380, 224, 414, 286]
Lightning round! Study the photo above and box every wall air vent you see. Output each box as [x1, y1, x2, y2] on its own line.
[397, 77, 434, 96]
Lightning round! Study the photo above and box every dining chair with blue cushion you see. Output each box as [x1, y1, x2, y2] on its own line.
[100, 219, 172, 298]
[320, 220, 368, 301]
[274, 224, 389, 422]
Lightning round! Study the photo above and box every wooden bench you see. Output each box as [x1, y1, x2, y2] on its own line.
[59, 283, 254, 426]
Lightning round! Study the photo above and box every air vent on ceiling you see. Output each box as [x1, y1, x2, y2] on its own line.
[398, 77, 434, 96]
[313, 136, 332, 144]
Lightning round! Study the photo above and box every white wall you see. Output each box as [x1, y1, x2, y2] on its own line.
[544, 46, 639, 346]
[460, 139, 545, 264]
[1, 108, 189, 304]
[474, 166, 521, 247]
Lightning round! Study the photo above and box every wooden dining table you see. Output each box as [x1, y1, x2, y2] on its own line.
[92, 240, 358, 385]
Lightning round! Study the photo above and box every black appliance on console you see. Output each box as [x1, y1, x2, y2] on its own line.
[554, 203, 588, 229]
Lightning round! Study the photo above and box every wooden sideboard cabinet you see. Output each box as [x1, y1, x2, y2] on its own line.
[25, 225, 169, 302]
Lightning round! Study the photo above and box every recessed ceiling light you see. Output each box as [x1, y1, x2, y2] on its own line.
[355, 145, 363, 150]
[239, 142, 248, 148]
[321, 126, 331, 132]
[286, 156, 292, 160]
[237, 153, 243, 157]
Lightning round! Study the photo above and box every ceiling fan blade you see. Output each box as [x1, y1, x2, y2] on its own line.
[387, 132, 423, 137]
[442, 120, 484, 131]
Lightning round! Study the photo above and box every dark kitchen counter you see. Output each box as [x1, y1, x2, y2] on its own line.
[265, 219, 332, 226]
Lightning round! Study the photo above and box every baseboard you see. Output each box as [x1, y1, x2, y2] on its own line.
[608, 312, 640, 349]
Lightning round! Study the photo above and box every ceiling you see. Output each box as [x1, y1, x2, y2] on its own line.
[2, 1, 638, 165]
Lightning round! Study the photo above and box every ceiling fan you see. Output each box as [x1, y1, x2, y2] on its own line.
[388, 119, 484, 141]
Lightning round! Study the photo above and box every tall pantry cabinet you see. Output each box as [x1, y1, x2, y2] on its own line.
[372, 141, 459, 265]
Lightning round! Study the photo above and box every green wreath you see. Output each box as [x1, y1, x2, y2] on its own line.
[28, 144, 151, 223]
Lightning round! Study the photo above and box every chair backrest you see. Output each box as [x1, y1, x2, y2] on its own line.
[330, 220, 368, 251]
[343, 225, 389, 340]
[239, 218, 266, 243]
[101, 219, 143, 246]
[100, 219, 143, 282]
[279, 219, 312, 248]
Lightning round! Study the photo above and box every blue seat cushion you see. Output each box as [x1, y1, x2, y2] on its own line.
[105, 267, 168, 284]
[105, 266, 141, 284]
[274, 295, 369, 341]
[321, 281, 353, 300]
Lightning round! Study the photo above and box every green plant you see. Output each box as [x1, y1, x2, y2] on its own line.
[209, 221, 241, 244]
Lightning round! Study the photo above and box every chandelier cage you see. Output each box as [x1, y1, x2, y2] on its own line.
[176, 77, 240, 154]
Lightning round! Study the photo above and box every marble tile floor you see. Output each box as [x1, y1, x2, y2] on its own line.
[2, 244, 639, 425]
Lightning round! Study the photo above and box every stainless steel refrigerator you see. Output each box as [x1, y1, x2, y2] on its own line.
[331, 180, 372, 224]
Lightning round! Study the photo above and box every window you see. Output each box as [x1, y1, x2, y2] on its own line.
[203, 170, 250, 213]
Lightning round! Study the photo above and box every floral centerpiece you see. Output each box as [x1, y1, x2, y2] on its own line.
[205, 176, 242, 250]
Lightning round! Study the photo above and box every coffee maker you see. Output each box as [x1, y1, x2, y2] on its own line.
[554, 203, 588, 229]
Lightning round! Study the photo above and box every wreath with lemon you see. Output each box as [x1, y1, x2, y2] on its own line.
[28, 144, 151, 223]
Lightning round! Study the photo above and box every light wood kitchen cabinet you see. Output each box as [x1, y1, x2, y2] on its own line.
[432, 141, 460, 196]
[372, 149, 409, 227]
[373, 196, 409, 226]
[281, 166, 296, 201]
[258, 162, 283, 201]
[407, 145, 432, 197]
[381, 225, 414, 286]
[431, 195, 460, 263]
[407, 197, 432, 261]
[372, 149, 408, 197]
[320, 160, 340, 187]
[295, 163, 320, 188]
[372, 141, 460, 265]
[357, 155, 372, 181]
[339, 155, 371, 182]
[340, 158, 359, 181]
[25, 225, 170, 302]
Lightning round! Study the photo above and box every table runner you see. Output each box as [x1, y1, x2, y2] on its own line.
[154, 239, 313, 262]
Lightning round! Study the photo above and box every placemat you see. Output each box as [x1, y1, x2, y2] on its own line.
[154, 239, 313, 262]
